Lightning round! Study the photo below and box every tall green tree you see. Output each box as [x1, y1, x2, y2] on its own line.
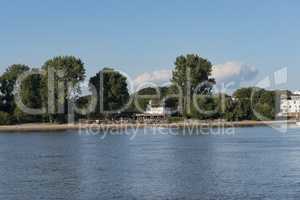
[16, 69, 44, 122]
[232, 87, 256, 120]
[171, 54, 215, 116]
[89, 68, 129, 116]
[232, 87, 276, 121]
[0, 64, 30, 114]
[42, 56, 86, 123]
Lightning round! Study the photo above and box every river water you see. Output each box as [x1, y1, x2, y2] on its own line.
[0, 127, 300, 200]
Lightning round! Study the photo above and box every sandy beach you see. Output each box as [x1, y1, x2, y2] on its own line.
[0, 120, 295, 132]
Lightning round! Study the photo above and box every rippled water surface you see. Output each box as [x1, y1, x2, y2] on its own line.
[1, 127, 300, 200]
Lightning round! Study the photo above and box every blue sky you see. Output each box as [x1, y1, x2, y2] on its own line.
[0, 0, 299, 90]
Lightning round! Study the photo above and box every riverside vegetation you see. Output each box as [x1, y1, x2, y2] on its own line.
[0, 54, 280, 125]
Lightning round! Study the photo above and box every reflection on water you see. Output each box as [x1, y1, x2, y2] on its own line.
[0, 127, 300, 199]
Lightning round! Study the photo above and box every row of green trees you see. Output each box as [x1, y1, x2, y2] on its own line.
[128, 86, 278, 121]
[129, 54, 278, 121]
[0, 57, 84, 124]
[0, 54, 279, 125]
[0, 56, 131, 124]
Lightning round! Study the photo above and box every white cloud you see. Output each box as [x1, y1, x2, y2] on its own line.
[133, 69, 172, 87]
[133, 61, 258, 88]
[212, 61, 258, 84]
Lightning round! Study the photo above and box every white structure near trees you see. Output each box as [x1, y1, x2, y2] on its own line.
[279, 91, 300, 117]
[135, 100, 172, 123]
[145, 100, 172, 115]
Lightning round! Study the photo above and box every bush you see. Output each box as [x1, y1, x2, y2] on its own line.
[0, 112, 11, 125]
[190, 96, 222, 120]
[167, 116, 184, 123]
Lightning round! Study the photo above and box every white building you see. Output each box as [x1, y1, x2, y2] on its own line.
[280, 92, 300, 117]
[145, 100, 172, 115]
[294, 91, 300, 95]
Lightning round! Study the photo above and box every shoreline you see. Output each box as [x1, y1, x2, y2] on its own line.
[0, 120, 295, 133]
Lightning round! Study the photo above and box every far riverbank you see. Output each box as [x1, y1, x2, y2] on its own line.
[0, 120, 296, 132]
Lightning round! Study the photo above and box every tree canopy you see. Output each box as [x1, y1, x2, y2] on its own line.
[0, 54, 280, 124]
[89, 68, 129, 116]
[42, 56, 86, 122]
[0, 64, 30, 114]
[171, 54, 215, 115]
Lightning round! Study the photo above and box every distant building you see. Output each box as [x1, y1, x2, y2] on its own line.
[135, 100, 172, 122]
[145, 100, 172, 115]
[294, 91, 300, 95]
[279, 91, 300, 118]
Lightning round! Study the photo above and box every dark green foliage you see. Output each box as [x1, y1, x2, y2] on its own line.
[0, 111, 11, 125]
[89, 68, 129, 116]
[171, 54, 215, 115]
[137, 86, 169, 96]
[132, 87, 163, 111]
[230, 87, 277, 121]
[42, 56, 86, 123]
[0, 64, 30, 114]
[17, 69, 44, 123]
[0, 64, 35, 123]
[130, 86, 178, 113]
[187, 88, 277, 121]
[0, 54, 280, 125]
[223, 97, 238, 121]
[76, 95, 92, 109]
[172, 54, 215, 94]
[167, 116, 184, 123]
[42, 56, 85, 84]
[190, 95, 223, 120]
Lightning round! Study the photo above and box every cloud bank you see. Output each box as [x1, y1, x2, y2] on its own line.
[133, 61, 258, 88]
[133, 69, 172, 87]
[212, 61, 258, 84]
